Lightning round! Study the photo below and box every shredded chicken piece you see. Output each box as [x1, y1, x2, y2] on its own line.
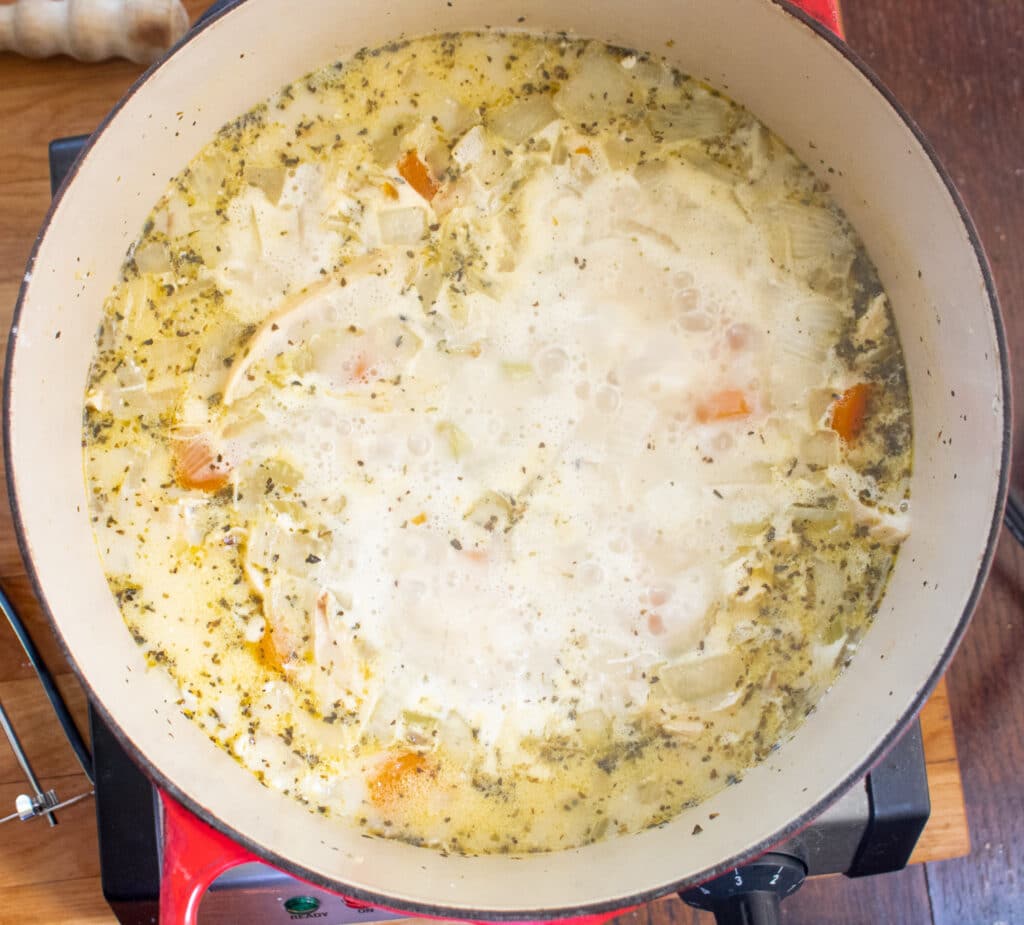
[827, 464, 910, 543]
[223, 277, 340, 406]
[855, 293, 890, 348]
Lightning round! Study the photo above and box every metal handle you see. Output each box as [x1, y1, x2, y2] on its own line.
[0, 700, 57, 826]
[0, 788, 94, 825]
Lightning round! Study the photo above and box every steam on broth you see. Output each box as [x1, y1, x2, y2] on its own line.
[83, 32, 912, 854]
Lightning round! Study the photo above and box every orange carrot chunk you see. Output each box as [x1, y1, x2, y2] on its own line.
[381, 181, 399, 200]
[350, 353, 372, 383]
[830, 383, 871, 443]
[369, 751, 428, 805]
[696, 389, 751, 423]
[397, 149, 438, 202]
[255, 630, 287, 673]
[250, 612, 303, 674]
[174, 434, 232, 491]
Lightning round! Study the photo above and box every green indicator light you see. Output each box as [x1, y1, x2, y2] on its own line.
[284, 895, 321, 914]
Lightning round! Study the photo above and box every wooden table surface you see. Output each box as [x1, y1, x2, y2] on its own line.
[0, 2, 1020, 923]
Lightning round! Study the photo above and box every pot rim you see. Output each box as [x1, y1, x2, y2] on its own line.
[3, 0, 1011, 917]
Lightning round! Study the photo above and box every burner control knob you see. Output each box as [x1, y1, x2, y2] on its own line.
[679, 852, 807, 925]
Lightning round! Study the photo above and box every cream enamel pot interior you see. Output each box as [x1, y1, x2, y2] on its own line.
[4, 0, 1009, 917]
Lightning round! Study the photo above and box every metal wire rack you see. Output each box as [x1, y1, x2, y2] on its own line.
[0, 584, 93, 827]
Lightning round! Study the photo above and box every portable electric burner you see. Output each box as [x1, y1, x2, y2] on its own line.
[87, 702, 930, 925]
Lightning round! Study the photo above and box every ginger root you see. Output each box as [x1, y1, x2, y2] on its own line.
[0, 0, 189, 64]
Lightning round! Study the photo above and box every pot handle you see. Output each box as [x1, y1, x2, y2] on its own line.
[158, 790, 260, 925]
[790, 0, 844, 38]
[494, 916, 625, 925]
[159, 790, 633, 925]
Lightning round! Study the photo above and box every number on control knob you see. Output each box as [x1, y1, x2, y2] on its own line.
[679, 853, 807, 925]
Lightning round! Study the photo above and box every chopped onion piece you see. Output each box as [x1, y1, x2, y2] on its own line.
[451, 125, 510, 188]
[488, 96, 559, 145]
[378, 207, 427, 245]
[554, 46, 642, 124]
[133, 240, 171, 275]
[245, 165, 287, 205]
[647, 90, 733, 142]
[662, 650, 744, 705]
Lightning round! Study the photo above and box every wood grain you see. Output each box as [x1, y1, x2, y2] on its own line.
[0, 879, 114, 925]
[0, 0, 1012, 922]
[0, 22, 195, 925]
[776, 867, 932, 925]
[910, 679, 970, 865]
[0, 673, 90, 784]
